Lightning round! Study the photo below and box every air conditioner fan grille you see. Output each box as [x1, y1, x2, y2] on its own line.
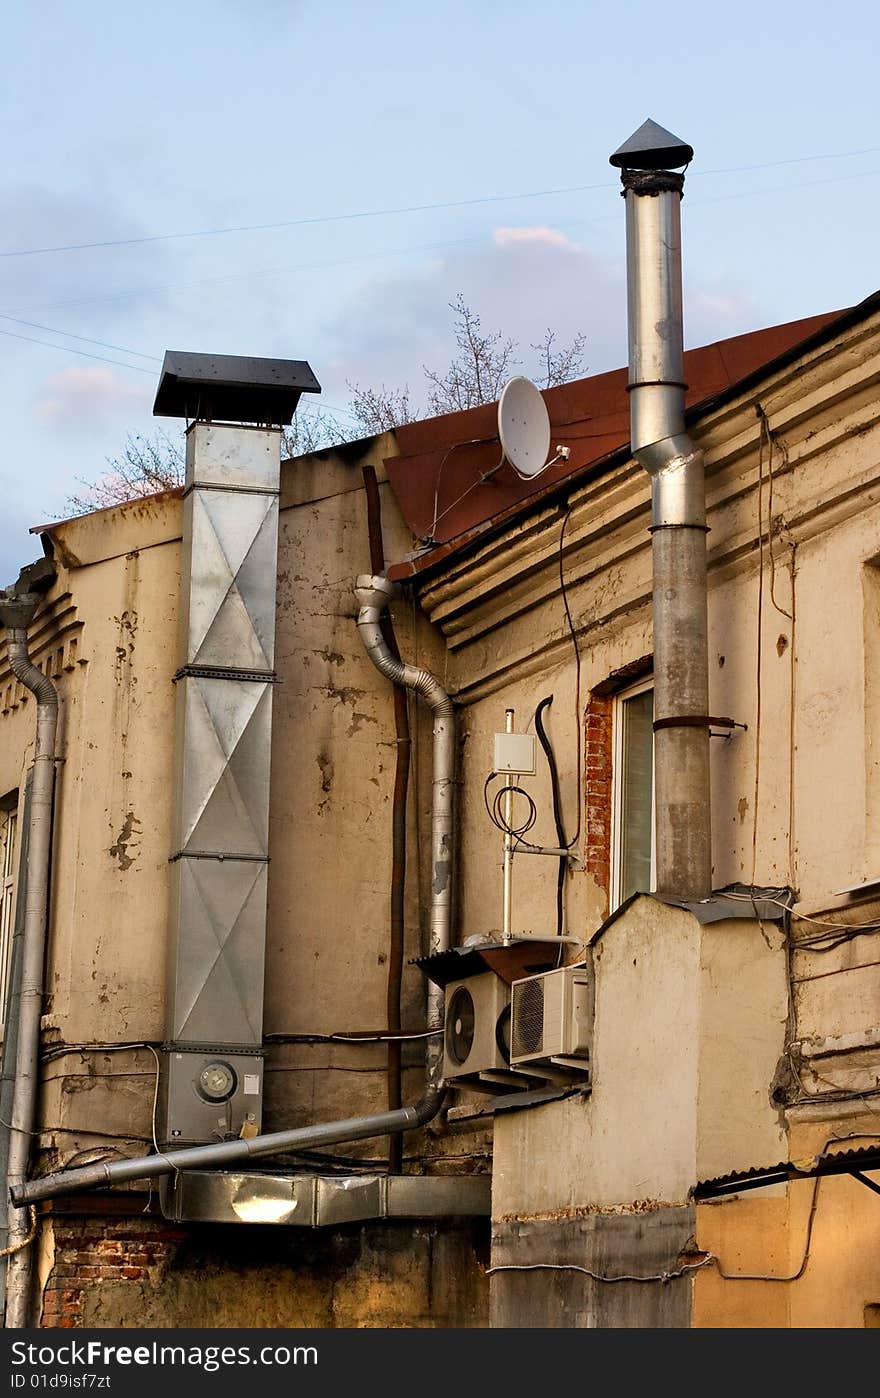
[446, 985, 476, 1066]
[511, 978, 545, 1058]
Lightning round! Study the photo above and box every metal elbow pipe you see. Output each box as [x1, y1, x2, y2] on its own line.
[11, 1081, 447, 1207]
[634, 432, 706, 531]
[355, 575, 454, 1087]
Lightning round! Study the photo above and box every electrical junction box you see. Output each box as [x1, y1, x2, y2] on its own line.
[510, 962, 593, 1078]
[493, 731, 536, 775]
[160, 1050, 264, 1149]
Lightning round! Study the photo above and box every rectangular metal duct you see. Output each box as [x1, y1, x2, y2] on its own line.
[161, 422, 281, 1146]
[159, 1169, 492, 1226]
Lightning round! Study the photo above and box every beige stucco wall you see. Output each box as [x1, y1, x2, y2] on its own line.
[2, 434, 481, 1180]
[416, 308, 880, 1326]
[492, 898, 788, 1220]
[3, 306, 879, 1327]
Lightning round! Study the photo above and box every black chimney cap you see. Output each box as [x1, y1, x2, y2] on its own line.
[153, 351, 321, 425]
[609, 119, 694, 171]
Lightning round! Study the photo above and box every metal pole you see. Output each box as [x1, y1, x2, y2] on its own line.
[502, 708, 515, 943]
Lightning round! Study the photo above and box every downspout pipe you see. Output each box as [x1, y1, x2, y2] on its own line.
[11, 1083, 445, 1206]
[354, 574, 454, 1090]
[0, 588, 59, 1326]
[610, 121, 712, 902]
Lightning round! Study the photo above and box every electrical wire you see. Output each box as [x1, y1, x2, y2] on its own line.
[420, 443, 504, 544]
[264, 1029, 442, 1044]
[483, 774, 538, 845]
[706, 1133, 880, 1282]
[0, 325, 155, 374]
[720, 890, 880, 940]
[0, 314, 161, 361]
[486, 1254, 715, 1285]
[35, 1041, 162, 1155]
[535, 694, 568, 941]
[5, 145, 879, 260]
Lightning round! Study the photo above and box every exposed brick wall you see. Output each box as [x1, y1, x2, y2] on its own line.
[41, 1214, 186, 1328]
[584, 691, 613, 911]
[37, 1205, 490, 1329]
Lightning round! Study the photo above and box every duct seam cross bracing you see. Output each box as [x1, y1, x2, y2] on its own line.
[162, 422, 282, 1145]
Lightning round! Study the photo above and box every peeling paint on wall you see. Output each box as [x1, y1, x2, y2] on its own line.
[109, 811, 141, 871]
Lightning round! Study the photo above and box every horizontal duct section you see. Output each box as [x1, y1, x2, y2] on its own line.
[159, 1169, 492, 1226]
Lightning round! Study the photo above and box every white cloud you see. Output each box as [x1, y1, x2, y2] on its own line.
[493, 226, 574, 249]
[35, 366, 151, 429]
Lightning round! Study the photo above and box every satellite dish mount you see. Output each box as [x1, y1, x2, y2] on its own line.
[497, 377, 569, 480]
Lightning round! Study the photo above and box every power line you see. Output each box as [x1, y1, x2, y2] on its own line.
[2, 146, 879, 260]
[6, 158, 880, 326]
[0, 323, 359, 422]
[2, 233, 489, 318]
[0, 326, 154, 374]
[0, 313, 161, 361]
[0, 182, 613, 259]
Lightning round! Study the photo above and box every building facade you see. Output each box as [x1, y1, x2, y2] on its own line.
[1, 289, 879, 1328]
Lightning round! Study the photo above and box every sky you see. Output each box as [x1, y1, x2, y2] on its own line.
[2, 0, 879, 583]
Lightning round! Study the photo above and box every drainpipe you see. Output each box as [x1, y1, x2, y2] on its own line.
[0, 585, 59, 1327]
[360, 467, 410, 1174]
[610, 119, 712, 901]
[11, 1084, 445, 1206]
[354, 574, 454, 1090]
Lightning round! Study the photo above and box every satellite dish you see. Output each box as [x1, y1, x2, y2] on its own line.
[498, 376, 551, 480]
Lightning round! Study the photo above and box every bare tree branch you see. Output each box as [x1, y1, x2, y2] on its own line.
[424, 293, 519, 413]
[281, 406, 348, 457]
[62, 297, 587, 514]
[63, 429, 185, 516]
[531, 328, 588, 388]
[345, 382, 415, 434]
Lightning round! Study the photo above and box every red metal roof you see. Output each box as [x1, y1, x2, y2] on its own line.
[384, 307, 849, 580]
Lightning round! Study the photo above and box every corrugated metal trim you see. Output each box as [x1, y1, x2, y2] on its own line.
[694, 1143, 880, 1199]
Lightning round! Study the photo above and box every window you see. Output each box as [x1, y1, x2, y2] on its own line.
[1, 797, 20, 1027]
[611, 679, 655, 908]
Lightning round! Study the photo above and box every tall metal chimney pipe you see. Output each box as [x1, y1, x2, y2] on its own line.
[610, 120, 711, 901]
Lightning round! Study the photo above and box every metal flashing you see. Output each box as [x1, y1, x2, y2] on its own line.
[694, 1143, 880, 1200]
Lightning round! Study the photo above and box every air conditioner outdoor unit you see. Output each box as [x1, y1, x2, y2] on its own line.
[443, 972, 511, 1082]
[509, 962, 593, 1075]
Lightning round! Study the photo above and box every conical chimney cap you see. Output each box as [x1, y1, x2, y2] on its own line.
[609, 119, 693, 171]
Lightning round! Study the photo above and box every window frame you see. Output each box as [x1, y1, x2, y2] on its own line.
[610, 676, 655, 911]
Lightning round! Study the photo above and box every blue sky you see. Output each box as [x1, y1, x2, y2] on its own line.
[2, 0, 879, 581]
